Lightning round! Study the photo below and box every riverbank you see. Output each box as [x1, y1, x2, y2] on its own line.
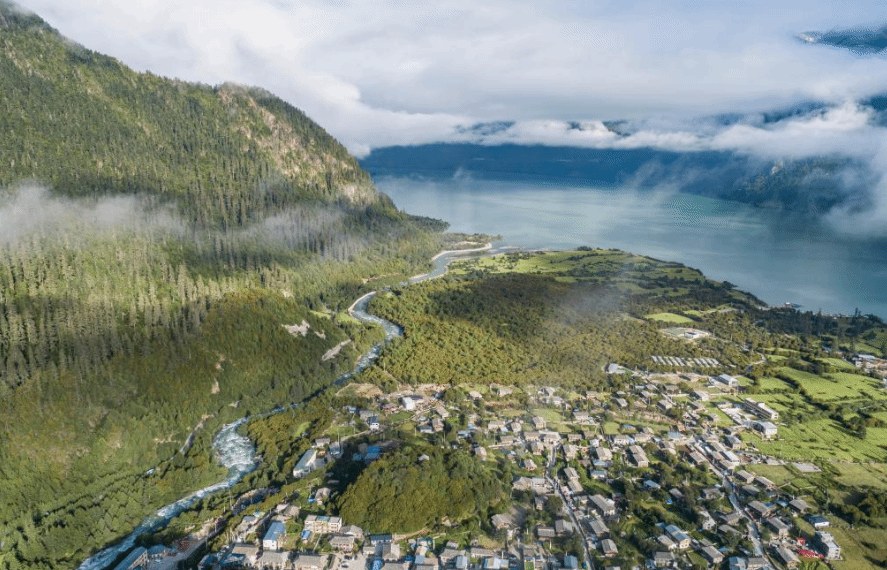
[79, 245, 500, 570]
[430, 242, 492, 261]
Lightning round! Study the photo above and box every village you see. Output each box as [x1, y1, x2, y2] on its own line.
[110, 359, 859, 570]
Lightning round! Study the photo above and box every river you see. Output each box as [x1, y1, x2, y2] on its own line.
[76, 246, 489, 570]
[373, 174, 887, 319]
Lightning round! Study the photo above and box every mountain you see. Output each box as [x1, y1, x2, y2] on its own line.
[0, 2, 444, 568]
[0, 2, 384, 227]
[361, 142, 866, 214]
[798, 24, 887, 55]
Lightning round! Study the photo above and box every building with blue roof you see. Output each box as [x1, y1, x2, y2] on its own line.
[263, 521, 287, 550]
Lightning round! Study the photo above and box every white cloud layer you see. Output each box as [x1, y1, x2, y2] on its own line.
[18, 0, 887, 156]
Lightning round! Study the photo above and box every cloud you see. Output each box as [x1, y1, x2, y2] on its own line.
[0, 184, 180, 244]
[17, 0, 887, 155]
[16, 0, 887, 236]
[441, 100, 887, 163]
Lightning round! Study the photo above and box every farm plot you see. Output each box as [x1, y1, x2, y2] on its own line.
[752, 418, 887, 462]
[818, 357, 857, 370]
[645, 312, 695, 324]
[833, 462, 887, 491]
[756, 376, 794, 392]
[778, 367, 887, 402]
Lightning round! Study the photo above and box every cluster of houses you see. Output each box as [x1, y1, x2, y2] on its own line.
[471, 380, 839, 567]
[115, 372, 855, 570]
[200, 509, 359, 569]
[854, 353, 887, 380]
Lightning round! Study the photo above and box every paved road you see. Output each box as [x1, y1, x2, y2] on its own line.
[713, 464, 772, 563]
[545, 450, 595, 570]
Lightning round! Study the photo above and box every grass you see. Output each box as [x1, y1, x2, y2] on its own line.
[322, 423, 360, 438]
[778, 367, 887, 402]
[756, 376, 794, 392]
[645, 312, 695, 324]
[753, 418, 887, 462]
[818, 524, 887, 570]
[833, 462, 887, 491]
[826, 372, 887, 399]
[457, 383, 490, 395]
[856, 341, 884, 357]
[293, 421, 311, 438]
[387, 411, 413, 423]
[745, 464, 795, 485]
[702, 407, 733, 426]
[819, 357, 857, 371]
[532, 408, 565, 424]
[335, 311, 363, 326]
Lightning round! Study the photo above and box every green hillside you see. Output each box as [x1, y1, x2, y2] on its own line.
[0, 2, 445, 568]
[0, 2, 381, 226]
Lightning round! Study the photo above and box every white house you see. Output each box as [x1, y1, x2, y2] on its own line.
[293, 448, 319, 477]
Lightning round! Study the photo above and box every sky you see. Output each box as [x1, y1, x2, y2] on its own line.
[15, 0, 887, 158]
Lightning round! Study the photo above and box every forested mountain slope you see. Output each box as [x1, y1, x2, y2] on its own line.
[0, 1, 381, 225]
[0, 2, 444, 568]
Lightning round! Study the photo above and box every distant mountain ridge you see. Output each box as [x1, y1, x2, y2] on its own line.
[361, 87, 887, 217]
[361, 142, 867, 215]
[798, 24, 887, 55]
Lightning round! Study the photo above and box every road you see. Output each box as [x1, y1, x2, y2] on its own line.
[545, 449, 596, 570]
[712, 464, 773, 564]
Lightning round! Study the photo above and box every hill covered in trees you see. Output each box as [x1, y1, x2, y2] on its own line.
[0, 1, 384, 226]
[363, 249, 887, 390]
[335, 447, 505, 533]
[0, 2, 446, 568]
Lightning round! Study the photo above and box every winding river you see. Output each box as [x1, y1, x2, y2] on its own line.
[77, 246, 495, 570]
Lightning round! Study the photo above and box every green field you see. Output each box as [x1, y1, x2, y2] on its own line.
[756, 376, 794, 392]
[704, 407, 733, 426]
[532, 408, 565, 423]
[645, 312, 695, 324]
[778, 367, 887, 402]
[746, 464, 795, 485]
[818, 357, 857, 371]
[833, 462, 887, 491]
[753, 418, 887, 462]
[819, 524, 887, 570]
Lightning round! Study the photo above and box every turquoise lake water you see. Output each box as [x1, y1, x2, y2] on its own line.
[374, 174, 887, 319]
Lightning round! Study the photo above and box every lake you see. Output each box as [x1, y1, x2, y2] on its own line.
[372, 173, 887, 319]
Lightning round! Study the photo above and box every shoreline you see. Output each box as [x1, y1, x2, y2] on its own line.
[430, 242, 492, 261]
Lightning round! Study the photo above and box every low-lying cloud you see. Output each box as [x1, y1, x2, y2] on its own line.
[445, 100, 885, 161]
[0, 184, 178, 244]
